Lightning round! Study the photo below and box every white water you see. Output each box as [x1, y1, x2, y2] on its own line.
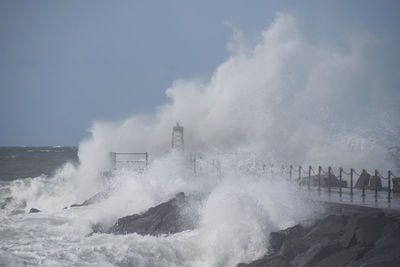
[1, 13, 399, 266]
[0, 153, 322, 266]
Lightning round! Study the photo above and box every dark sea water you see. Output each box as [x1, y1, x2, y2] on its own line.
[0, 147, 79, 181]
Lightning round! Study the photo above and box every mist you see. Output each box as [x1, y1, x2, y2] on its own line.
[76, 13, 398, 177]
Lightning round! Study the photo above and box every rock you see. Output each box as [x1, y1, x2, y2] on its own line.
[269, 224, 304, 253]
[29, 208, 41, 213]
[240, 208, 400, 267]
[65, 190, 111, 209]
[107, 192, 200, 236]
[354, 170, 370, 189]
[291, 239, 343, 267]
[279, 240, 308, 260]
[237, 255, 291, 267]
[304, 214, 347, 238]
[353, 211, 389, 246]
[308, 174, 346, 188]
[392, 178, 400, 193]
[368, 176, 382, 191]
[311, 247, 359, 267]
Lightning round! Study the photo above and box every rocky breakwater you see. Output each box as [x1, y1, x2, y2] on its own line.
[238, 206, 400, 267]
[93, 192, 201, 236]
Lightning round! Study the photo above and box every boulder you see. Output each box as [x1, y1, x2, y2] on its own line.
[291, 239, 343, 267]
[269, 224, 304, 253]
[29, 208, 41, 213]
[392, 178, 400, 193]
[107, 192, 200, 236]
[354, 171, 371, 189]
[239, 209, 400, 267]
[65, 190, 111, 209]
[308, 174, 346, 188]
[237, 255, 291, 267]
[368, 176, 382, 191]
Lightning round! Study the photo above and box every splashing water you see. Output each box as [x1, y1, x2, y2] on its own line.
[1, 13, 399, 266]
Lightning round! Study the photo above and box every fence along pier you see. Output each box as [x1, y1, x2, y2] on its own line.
[288, 165, 399, 209]
[105, 123, 400, 210]
[108, 152, 148, 172]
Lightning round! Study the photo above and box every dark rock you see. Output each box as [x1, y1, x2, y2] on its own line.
[107, 192, 199, 236]
[312, 247, 359, 267]
[392, 178, 400, 193]
[269, 224, 304, 253]
[353, 211, 389, 246]
[65, 190, 111, 209]
[354, 170, 370, 189]
[291, 239, 343, 267]
[237, 255, 291, 267]
[240, 207, 400, 267]
[91, 223, 107, 233]
[29, 208, 41, 213]
[368, 176, 382, 191]
[302, 215, 347, 247]
[307, 174, 346, 188]
[279, 239, 308, 260]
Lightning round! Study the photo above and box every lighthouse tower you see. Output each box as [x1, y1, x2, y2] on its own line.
[172, 122, 184, 151]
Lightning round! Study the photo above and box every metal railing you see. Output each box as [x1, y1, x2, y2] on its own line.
[289, 165, 398, 204]
[109, 152, 148, 171]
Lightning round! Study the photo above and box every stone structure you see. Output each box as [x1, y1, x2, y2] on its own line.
[354, 170, 371, 189]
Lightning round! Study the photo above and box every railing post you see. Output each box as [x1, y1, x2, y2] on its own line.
[299, 166, 301, 186]
[308, 165, 311, 190]
[350, 168, 354, 197]
[374, 169, 378, 201]
[318, 166, 321, 195]
[388, 170, 392, 202]
[271, 164, 274, 179]
[289, 165, 293, 181]
[328, 167, 332, 195]
[145, 152, 148, 168]
[193, 157, 197, 176]
[362, 169, 366, 200]
[339, 167, 343, 198]
[109, 152, 116, 171]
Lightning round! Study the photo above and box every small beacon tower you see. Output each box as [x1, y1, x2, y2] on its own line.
[172, 122, 184, 151]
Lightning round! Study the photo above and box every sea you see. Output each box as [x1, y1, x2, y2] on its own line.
[0, 147, 79, 181]
[0, 146, 322, 266]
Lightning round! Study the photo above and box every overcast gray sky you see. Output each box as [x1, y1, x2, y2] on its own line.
[1, 0, 399, 146]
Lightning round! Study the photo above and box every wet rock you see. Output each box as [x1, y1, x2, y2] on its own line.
[392, 178, 400, 193]
[65, 191, 110, 209]
[107, 192, 200, 236]
[278, 239, 308, 260]
[368, 175, 382, 191]
[238, 255, 291, 267]
[354, 170, 370, 189]
[312, 247, 359, 267]
[239, 208, 400, 267]
[29, 208, 41, 213]
[291, 239, 343, 267]
[303, 214, 347, 243]
[307, 174, 346, 188]
[269, 224, 304, 253]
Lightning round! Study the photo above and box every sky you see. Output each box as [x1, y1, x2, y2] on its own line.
[0, 0, 399, 146]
